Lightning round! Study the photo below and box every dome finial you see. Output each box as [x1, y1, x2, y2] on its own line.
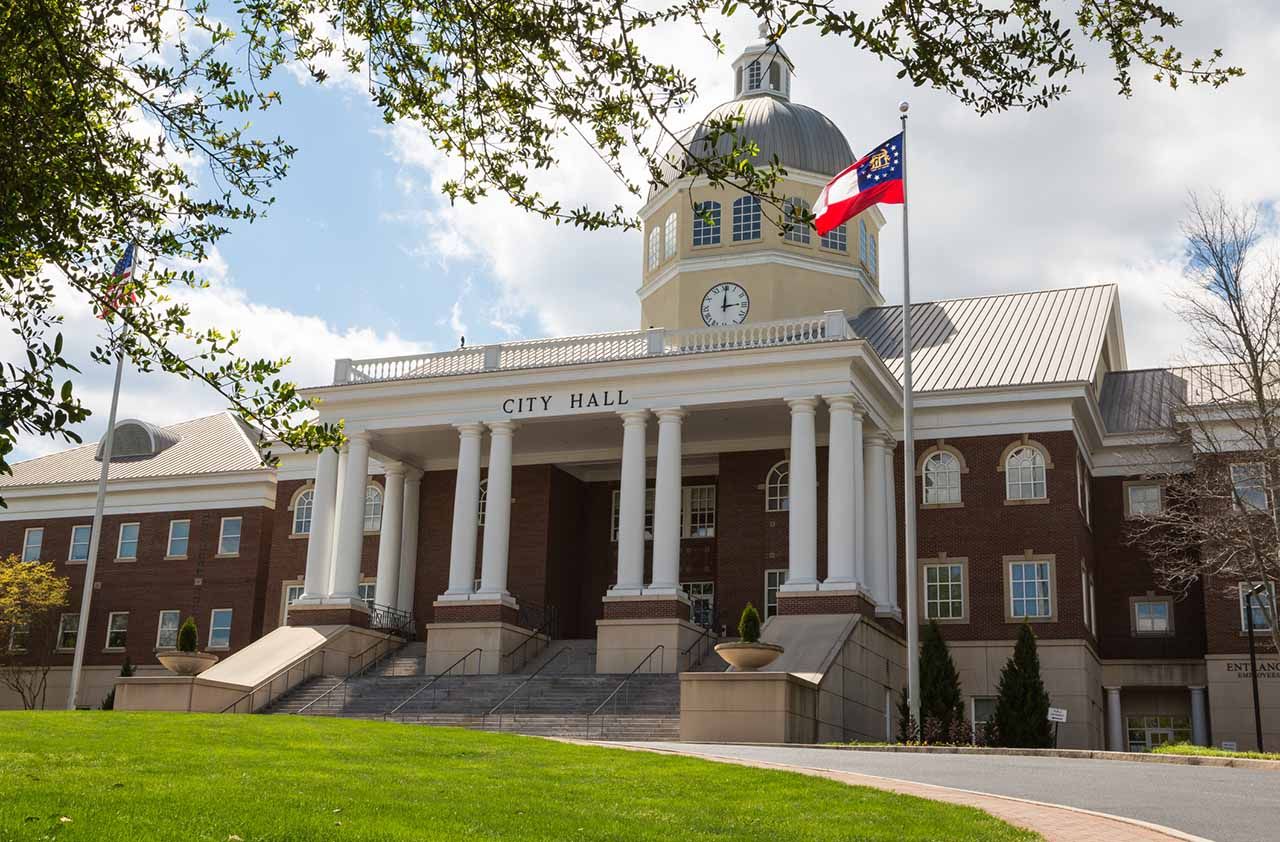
[757, 20, 770, 39]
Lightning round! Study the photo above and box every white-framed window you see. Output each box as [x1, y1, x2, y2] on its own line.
[167, 519, 190, 558]
[105, 612, 129, 650]
[1005, 446, 1048, 501]
[868, 232, 878, 275]
[663, 212, 677, 258]
[1125, 482, 1163, 517]
[292, 488, 314, 535]
[684, 581, 715, 627]
[820, 223, 847, 252]
[208, 608, 233, 650]
[924, 561, 965, 620]
[1077, 454, 1091, 525]
[217, 517, 242, 556]
[765, 460, 790, 512]
[783, 197, 810, 244]
[972, 696, 997, 740]
[732, 196, 761, 241]
[68, 524, 91, 562]
[1132, 597, 1172, 635]
[156, 610, 181, 650]
[1239, 582, 1276, 631]
[922, 451, 962, 505]
[1081, 566, 1092, 632]
[8, 622, 30, 652]
[1230, 463, 1268, 512]
[358, 581, 377, 610]
[859, 219, 869, 263]
[1089, 574, 1097, 632]
[647, 227, 660, 269]
[1008, 559, 1053, 619]
[364, 484, 383, 532]
[281, 583, 305, 626]
[478, 478, 488, 527]
[116, 522, 140, 560]
[765, 568, 788, 620]
[21, 527, 43, 562]
[692, 201, 721, 246]
[745, 59, 762, 91]
[684, 485, 716, 538]
[609, 487, 656, 542]
[56, 613, 79, 651]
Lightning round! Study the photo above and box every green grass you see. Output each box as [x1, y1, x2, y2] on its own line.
[1152, 743, 1280, 762]
[0, 712, 1039, 841]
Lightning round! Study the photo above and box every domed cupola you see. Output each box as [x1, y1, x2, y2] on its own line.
[732, 25, 794, 100]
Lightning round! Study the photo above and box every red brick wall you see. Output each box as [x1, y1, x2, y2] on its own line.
[1204, 575, 1276, 655]
[0, 505, 273, 669]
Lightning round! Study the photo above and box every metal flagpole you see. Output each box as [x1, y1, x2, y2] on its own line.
[65, 294, 128, 710]
[898, 101, 921, 727]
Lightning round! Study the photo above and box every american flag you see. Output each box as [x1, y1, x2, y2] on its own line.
[97, 244, 138, 320]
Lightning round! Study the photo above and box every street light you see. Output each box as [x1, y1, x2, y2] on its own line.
[1244, 582, 1268, 752]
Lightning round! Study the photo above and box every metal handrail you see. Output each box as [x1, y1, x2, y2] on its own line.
[368, 602, 415, 638]
[679, 625, 717, 671]
[219, 646, 328, 714]
[486, 646, 571, 717]
[383, 647, 483, 718]
[589, 644, 664, 719]
[503, 606, 559, 673]
[293, 635, 403, 715]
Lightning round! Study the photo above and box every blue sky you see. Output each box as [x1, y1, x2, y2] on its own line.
[11, 3, 1280, 461]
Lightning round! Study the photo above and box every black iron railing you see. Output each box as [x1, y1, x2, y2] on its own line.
[292, 635, 405, 716]
[504, 603, 560, 673]
[585, 644, 665, 738]
[383, 648, 483, 719]
[679, 625, 717, 671]
[517, 601, 558, 639]
[369, 603, 415, 638]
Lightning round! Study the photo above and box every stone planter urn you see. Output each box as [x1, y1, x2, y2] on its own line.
[157, 651, 219, 676]
[714, 641, 784, 671]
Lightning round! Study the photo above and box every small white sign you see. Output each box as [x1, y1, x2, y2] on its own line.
[1222, 741, 1238, 751]
[1047, 707, 1068, 723]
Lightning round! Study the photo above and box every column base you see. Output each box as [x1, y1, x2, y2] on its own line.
[776, 588, 877, 617]
[287, 599, 371, 628]
[432, 597, 520, 626]
[778, 579, 819, 593]
[424, 620, 539, 674]
[602, 594, 690, 620]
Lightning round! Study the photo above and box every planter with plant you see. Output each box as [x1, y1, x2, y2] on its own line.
[714, 603, 784, 671]
[157, 617, 219, 675]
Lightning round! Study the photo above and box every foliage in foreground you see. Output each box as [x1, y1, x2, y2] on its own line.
[0, 712, 1039, 841]
[992, 623, 1053, 749]
[0, 554, 71, 709]
[1153, 743, 1280, 762]
[737, 602, 762, 643]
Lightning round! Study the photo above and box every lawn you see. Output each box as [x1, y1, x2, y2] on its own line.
[1153, 743, 1280, 762]
[0, 712, 1039, 841]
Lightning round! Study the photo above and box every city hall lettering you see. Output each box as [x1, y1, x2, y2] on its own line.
[502, 390, 629, 415]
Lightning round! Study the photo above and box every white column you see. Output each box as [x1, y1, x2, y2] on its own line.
[1105, 686, 1124, 751]
[646, 408, 685, 595]
[331, 432, 371, 601]
[851, 408, 865, 588]
[374, 461, 405, 607]
[611, 410, 649, 596]
[1190, 686, 1209, 747]
[478, 421, 516, 600]
[863, 432, 889, 606]
[327, 446, 349, 594]
[883, 444, 900, 612]
[781, 397, 819, 591]
[444, 423, 485, 598]
[300, 447, 339, 601]
[823, 396, 857, 589]
[396, 469, 422, 613]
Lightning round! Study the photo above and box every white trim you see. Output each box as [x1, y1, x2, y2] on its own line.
[105, 611, 129, 651]
[166, 518, 191, 559]
[55, 612, 79, 652]
[21, 526, 43, 562]
[216, 516, 242, 557]
[116, 522, 140, 560]
[67, 524, 91, 563]
[764, 568, 788, 620]
[0, 471, 275, 520]
[289, 485, 315, 535]
[155, 609, 181, 650]
[637, 248, 881, 306]
[208, 608, 234, 651]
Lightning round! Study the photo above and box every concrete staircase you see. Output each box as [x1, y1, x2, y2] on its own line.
[266, 640, 680, 740]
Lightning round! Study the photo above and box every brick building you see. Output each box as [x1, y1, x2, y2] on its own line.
[1, 35, 1275, 750]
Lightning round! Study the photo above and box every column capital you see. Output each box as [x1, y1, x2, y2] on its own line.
[346, 430, 371, 444]
[864, 430, 895, 448]
[404, 466, 424, 482]
[487, 419, 517, 435]
[1188, 685, 1207, 692]
[455, 422, 486, 438]
[786, 396, 819, 413]
[654, 407, 686, 422]
[619, 409, 650, 425]
[823, 394, 865, 415]
[382, 459, 405, 477]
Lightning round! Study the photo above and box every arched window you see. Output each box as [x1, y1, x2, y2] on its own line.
[765, 460, 790, 511]
[922, 452, 961, 505]
[868, 232, 878, 275]
[647, 227, 660, 269]
[820, 223, 847, 252]
[1005, 447, 1047, 500]
[783, 198, 810, 244]
[692, 201, 721, 246]
[292, 488, 314, 535]
[664, 212, 678, 258]
[859, 219, 869, 264]
[477, 478, 488, 526]
[732, 196, 761, 241]
[363, 484, 383, 532]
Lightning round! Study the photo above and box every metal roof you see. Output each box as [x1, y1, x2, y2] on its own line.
[0, 412, 267, 488]
[657, 96, 854, 187]
[1098, 368, 1186, 433]
[851, 284, 1118, 392]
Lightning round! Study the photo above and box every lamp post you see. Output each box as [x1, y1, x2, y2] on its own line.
[1244, 582, 1268, 752]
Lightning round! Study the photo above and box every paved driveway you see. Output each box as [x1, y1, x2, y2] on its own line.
[623, 743, 1279, 842]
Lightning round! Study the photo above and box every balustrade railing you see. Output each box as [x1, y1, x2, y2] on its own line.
[334, 311, 853, 385]
[368, 603, 415, 638]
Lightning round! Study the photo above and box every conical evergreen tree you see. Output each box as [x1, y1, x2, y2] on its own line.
[919, 619, 964, 740]
[992, 622, 1054, 748]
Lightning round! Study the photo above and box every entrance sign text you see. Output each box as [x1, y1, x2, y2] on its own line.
[502, 390, 629, 415]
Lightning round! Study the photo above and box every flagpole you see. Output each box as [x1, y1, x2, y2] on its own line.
[65, 283, 129, 710]
[899, 101, 921, 730]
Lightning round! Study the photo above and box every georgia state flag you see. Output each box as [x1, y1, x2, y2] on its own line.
[814, 133, 904, 236]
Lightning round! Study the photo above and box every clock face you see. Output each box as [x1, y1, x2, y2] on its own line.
[701, 283, 750, 326]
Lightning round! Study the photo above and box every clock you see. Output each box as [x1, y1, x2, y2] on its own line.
[701, 283, 750, 326]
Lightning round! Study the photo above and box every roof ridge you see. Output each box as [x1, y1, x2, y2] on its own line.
[866, 282, 1117, 311]
[5, 411, 237, 470]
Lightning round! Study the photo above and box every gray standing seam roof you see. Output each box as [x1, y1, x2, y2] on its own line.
[851, 284, 1118, 393]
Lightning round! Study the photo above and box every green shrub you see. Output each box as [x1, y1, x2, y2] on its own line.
[920, 620, 965, 740]
[177, 617, 198, 653]
[99, 656, 136, 711]
[737, 603, 762, 643]
[992, 622, 1053, 748]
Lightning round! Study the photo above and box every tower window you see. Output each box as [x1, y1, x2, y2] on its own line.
[732, 196, 761, 242]
[868, 233, 878, 275]
[746, 60, 762, 92]
[820, 223, 847, 252]
[859, 219, 869, 264]
[692, 201, 721, 246]
[783, 198, 810, 244]
[647, 227, 660, 269]
[664, 212, 678, 258]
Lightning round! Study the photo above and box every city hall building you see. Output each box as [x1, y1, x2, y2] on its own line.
[2, 37, 1276, 751]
